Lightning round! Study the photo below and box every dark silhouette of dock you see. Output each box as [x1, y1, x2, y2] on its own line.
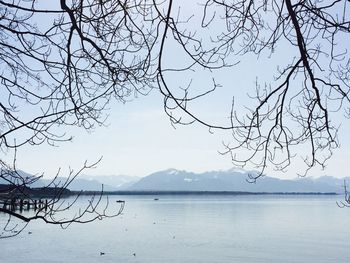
[0, 184, 72, 213]
[0, 198, 49, 212]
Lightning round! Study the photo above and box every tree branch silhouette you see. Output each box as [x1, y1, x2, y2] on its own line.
[1, 0, 350, 235]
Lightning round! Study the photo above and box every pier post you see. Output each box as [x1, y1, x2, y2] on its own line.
[19, 199, 24, 213]
[11, 198, 15, 211]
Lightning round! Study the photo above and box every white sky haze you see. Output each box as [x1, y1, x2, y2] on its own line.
[4, 1, 350, 180]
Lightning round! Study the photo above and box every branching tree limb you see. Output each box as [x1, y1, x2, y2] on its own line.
[196, 0, 350, 180]
[1, 0, 350, 235]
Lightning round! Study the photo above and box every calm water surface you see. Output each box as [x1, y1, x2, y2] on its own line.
[1, 195, 349, 263]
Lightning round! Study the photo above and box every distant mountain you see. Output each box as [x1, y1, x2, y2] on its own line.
[2, 169, 348, 193]
[41, 174, 140, 191]
[77, 174, 140, 191]
[0, 169, 42, 185]
[0, 170, 139, 191]
[127, 168, 348, 193]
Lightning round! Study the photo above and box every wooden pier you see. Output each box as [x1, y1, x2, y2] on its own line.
[0, 198, 49, 212]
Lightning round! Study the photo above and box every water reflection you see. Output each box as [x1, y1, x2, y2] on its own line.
[1, 195, 349, 263]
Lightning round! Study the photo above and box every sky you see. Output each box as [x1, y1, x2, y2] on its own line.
[14, 90, 236, 178]
[4, 1, 350, 180]
[14, 61, 350, 180]
[14, 92, 350, 180]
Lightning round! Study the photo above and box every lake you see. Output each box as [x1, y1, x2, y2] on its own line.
[1, 194, 349, 262]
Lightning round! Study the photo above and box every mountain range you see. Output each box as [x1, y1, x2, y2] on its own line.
[2, 168, 348, 193]
[127, 169, 347, 193]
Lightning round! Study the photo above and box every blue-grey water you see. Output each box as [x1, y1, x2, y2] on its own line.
[1, 195, 349, 263]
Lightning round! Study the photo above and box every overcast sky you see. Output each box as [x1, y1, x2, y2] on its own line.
[15, 66, 350, 180]
[7, 1, 350, 179]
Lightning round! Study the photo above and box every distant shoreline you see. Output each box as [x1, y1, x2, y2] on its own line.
[72, 190, 339, 196]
